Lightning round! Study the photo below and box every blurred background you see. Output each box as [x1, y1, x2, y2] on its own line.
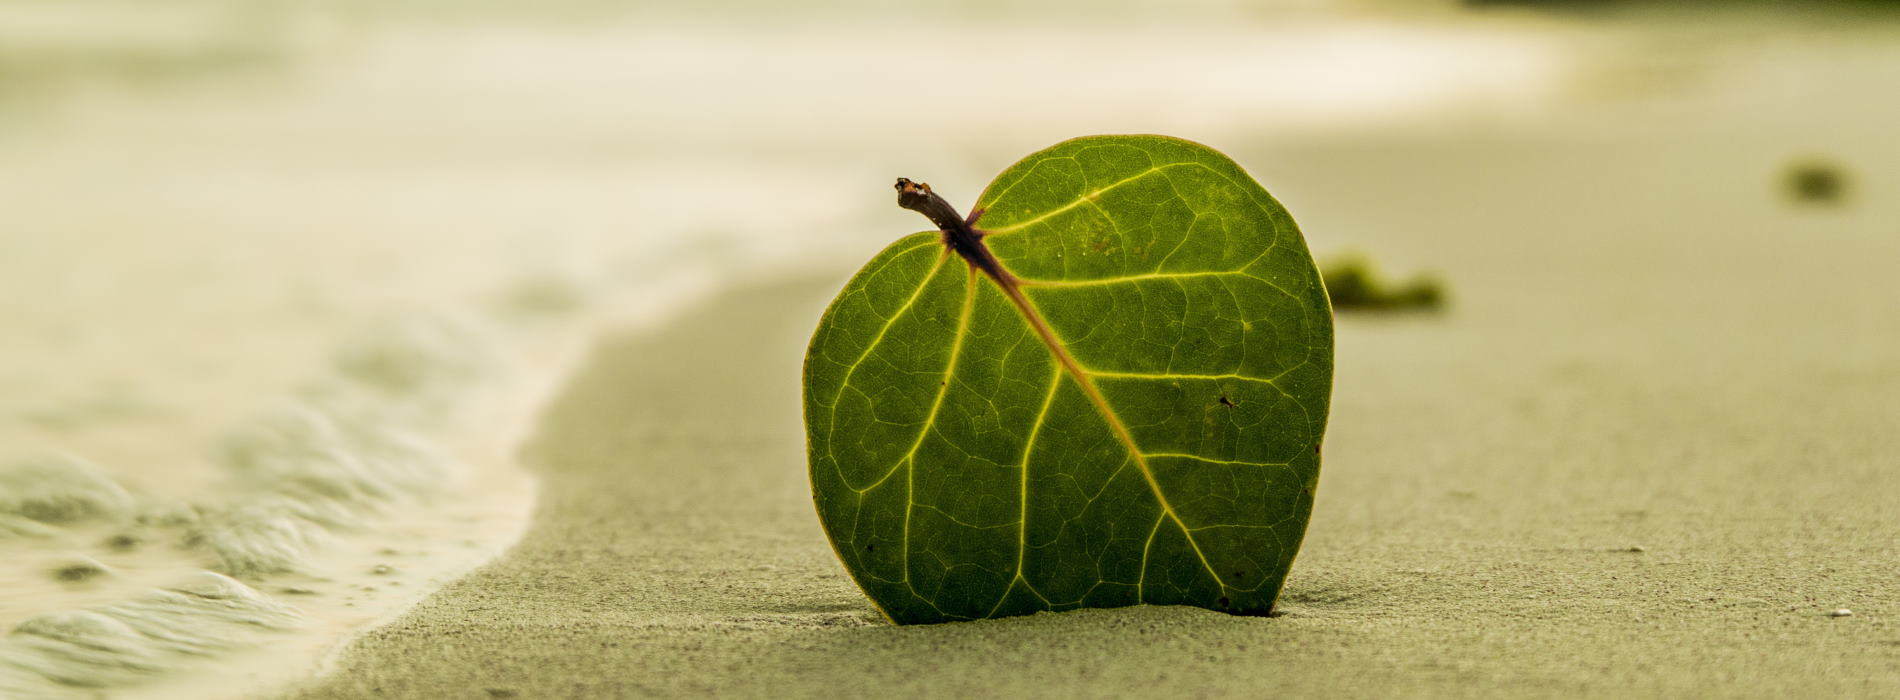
[6, 0, 1898, 504]
[6, 0, 1896, 495]
[4, 0, 1898, 612]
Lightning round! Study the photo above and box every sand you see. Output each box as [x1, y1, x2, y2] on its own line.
[292, 242, 1899, 697]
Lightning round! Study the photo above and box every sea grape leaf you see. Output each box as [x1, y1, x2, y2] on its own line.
[804, 135, 1333, 624]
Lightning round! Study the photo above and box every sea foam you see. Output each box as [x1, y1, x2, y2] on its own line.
[0, 573, 298, 696]
[0, 455, 134, 527]
[0, 311, 513, 694]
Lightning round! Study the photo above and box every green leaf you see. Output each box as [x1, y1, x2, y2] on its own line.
[804, 135, 1333, 624]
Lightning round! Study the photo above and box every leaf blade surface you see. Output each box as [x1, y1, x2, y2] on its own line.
[806, 135, 1332, 624]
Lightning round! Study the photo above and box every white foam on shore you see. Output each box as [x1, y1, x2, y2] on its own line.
[189, 313, 494, 579]
[0, 309, 515, 695]
[0, 456, 136, 528]
[0, 573, 298, 697]
[0, 258, 724, 697]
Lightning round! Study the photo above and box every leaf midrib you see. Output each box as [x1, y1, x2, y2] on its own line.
[980, 262, 1232, 596]
[845, 238, 1255, 604]
[847, 208, 1277, 608]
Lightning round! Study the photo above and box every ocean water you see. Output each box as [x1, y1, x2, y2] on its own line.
[2, 0, 1895, 695]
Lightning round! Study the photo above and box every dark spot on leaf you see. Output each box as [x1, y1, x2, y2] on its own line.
[1218, 394, 1236, 408]
[1217, 596, 1231, 607]
[865, 544, 875, 552]
[1314, 443, 1321, 454]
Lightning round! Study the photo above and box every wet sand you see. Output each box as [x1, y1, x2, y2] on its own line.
[293, 245, 1900, 696]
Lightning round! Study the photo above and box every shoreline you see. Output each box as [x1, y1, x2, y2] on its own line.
[0, 264, 723, 698]
[0, 308, 547, 699]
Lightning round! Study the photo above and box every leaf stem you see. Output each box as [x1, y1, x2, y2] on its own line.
[894, 178, 1013, 286]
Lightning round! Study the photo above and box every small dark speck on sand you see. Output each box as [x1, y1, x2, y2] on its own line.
[1830, 608, 1853, 618]
[1625, 545, 1647, 553]
[371, 564, 395, 575]
[486, 689, 518, 698]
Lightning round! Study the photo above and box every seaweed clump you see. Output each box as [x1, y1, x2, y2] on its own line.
[1320, 252, 1446, 312]
[1783, 158, 1849, 205]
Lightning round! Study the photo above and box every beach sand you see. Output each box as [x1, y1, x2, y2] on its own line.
[293, 238, 1899, 697]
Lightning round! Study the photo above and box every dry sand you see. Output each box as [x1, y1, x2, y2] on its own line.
[293, 241, 1900, 697]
